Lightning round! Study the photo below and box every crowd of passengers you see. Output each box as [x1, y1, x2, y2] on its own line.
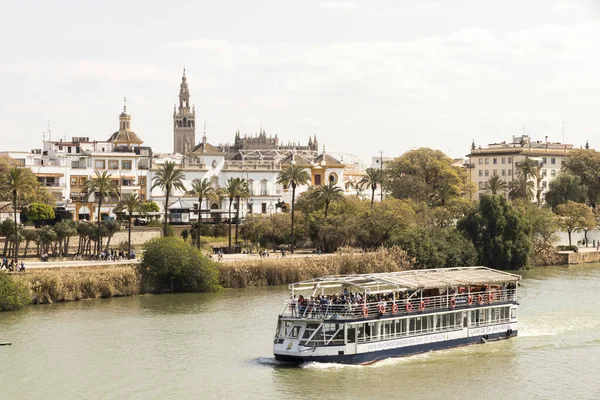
[288, 283, 517, 318]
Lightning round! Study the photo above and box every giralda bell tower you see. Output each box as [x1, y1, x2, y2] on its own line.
[173, 69, 196, 154]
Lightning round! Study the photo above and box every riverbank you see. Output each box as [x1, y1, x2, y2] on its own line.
[8, 247, 413, 305]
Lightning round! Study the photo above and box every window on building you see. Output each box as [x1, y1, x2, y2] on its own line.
[542, 158, 547, 164]
[108, 160, 119, 169]
[501, 157, 506, 164]
[478, 158, 483, 165]
[314, 174, 322, 186]
[122, 179, 133, 186]
[79, 177, 88, 186]
[67, 147, 72, 154]
[478, 182, 483, 189]
[551, 169, 556, 176]
[261, 180, 268, 196]
[94, 160, 105, 169]
[493, 158, 497, 164]
[485, 170, 489, 177]
[542, 181, 547, 189]
[122, 160, 132, 169]
[261, 203, 267, 214]
[542, 169, 547, 177]
[508, 169, 513, 176]
[329, 173, 338, 184]
[485, 158, 489, 165]
[493, 169, 497, 176]
[508, 157, 512, 163]
[71, 177, 78, 186]
[551, 158, 556, 164]
[247, 179, 254, 195]
[138, 177, 145, 186]
[502, 169, 506, 176]
[478, 170, 483, 177]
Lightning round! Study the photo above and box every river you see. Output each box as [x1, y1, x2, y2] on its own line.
[1, 264, 600, 400]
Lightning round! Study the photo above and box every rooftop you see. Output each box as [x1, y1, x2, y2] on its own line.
[289, 266, 521, 293]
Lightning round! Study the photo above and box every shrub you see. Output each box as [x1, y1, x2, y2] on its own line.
[0, 273, 30, 311]
[138, 237, 221, 292]
[556, 245, 578, 252]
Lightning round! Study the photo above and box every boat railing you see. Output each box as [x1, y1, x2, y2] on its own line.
[280, 289, 517, 319]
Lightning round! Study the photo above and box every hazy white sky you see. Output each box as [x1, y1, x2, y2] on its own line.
[1, 0, 599, 163]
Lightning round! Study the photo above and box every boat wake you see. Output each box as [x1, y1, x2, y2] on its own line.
[254, 357, 296, 367]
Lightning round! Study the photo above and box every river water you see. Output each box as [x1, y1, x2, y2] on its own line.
[1, 264, 600, 400]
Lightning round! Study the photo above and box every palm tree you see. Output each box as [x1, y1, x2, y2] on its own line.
[484, 175, 508, 195]
[187, 178, 218, 249]
[358, 167, 384, 208]
[509, 172, 535, 201]
[152, 161, 186, 237]
[2, 167, 36, 263]
[518, 157, 542, 203]
[315, 181, 345, 218]
[115, 192, 141, 257]
[220, 177, 247, 252]
[277, 165, 311, 253]
[85, 170, 120, 252]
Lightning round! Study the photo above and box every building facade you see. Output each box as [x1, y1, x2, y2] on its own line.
[467, 135, 573, 202]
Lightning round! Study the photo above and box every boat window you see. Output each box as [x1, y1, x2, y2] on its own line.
[358, 324, 365, 342]
[422, 316, 428, 332]
[415, 317, 422, 333]
[302, 324, 320, 339]
[409, 318, 415, 334]
[511, 307, 517, 319]
[290, 326, 301, 339]
[347, 327, 356, 344]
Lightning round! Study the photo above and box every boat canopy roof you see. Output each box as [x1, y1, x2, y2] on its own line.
[289, 267, 521, 293]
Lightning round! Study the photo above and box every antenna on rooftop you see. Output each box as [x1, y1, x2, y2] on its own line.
[47, 120, 52, 142]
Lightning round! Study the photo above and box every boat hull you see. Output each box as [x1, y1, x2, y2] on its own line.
[274, 330, 518, 364]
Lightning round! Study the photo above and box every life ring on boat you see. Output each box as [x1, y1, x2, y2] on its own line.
[419, 301, 425, 311]
[488, 293, 494, 303]
[362, 307, 369, 317]
[406, 302, 413, 313]
[450, 298, 456, 309]
[477, 294, 483, 305]
[391, 303, 399, 314]
[378, 304, 386, 314]
[467, 295, 473, 305]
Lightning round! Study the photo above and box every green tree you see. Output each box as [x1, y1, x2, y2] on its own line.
[562, 149, 600, 209]
[508, 172, 535, 201]
[151, 161, 186, 237]
[26, 203, 55, 225]
[457, 194, 532, 270]
[53, 220, 77, 256]
[240, 215, 269, 252]
[85, 170, 120, 252]
[484, 175, 508, 195]
[219, 177, 247, 252]
[277, 165, 311, 253]
[138, 236, 220, 292]
[386, 148, 464, 206]
[102, 220, 121, 250]
[314, 181, 345, 218]
[140, 201, 160, 213]
[22, 229, 39, 256]
[359, 167, 384, 208]
[187, 178, 218, 249]
[181, 229, 189, 243]
[555, 201, 596, 246]
[545, 173, 588, 211]
[115, 192, 142, 256]
[1, 167, 36, 262]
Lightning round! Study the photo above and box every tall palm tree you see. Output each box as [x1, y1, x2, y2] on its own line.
[277, 165, 311, 253]
[484, 175, 508, 195]
[152, 161, 186, 237]
[187, 178, 218, 249]
[518, 157, 542, 204]
[220, 177, 247, 252]
[358, 167, 384, 208]
[233, 179, 249, 245]
[508, 172, 535, 201]
[115, 192, 141, 257]
[1, 167, 35, 263]
[85, 170, 120, 252]
[315, 181, 345, 218]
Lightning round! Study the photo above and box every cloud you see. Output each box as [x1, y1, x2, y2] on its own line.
[551, 0, 583, 11]
[319, 1, 362, 11]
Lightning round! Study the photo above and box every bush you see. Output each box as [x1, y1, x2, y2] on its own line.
[556, 245, 578, 252]
[138, 237, 221, 292]
[0, 273, 30, 311]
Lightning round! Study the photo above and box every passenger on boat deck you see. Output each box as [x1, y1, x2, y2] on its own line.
[290, 295, 298, 316]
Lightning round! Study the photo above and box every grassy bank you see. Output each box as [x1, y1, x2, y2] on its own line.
[7, 247, 413, 306]
[218, 247, 413, 288]
[14, 266, 139, 304]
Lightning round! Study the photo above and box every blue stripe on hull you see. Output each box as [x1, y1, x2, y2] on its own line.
[274, 330, 518, 364]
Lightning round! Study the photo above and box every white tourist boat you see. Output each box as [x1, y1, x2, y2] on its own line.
[273, 266, 520, 364]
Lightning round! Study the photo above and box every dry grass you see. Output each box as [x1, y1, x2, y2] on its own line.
[14, 266, 139, 304]
[218, 247, 414, 288]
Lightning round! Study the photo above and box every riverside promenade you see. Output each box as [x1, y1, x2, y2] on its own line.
[23, 251, 329, 269]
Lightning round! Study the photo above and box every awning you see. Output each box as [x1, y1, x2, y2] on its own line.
[37, 173, 64, 177]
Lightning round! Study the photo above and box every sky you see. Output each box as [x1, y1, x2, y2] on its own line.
[1, 0, 599, 165]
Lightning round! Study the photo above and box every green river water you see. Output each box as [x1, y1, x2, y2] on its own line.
[1, 264, 600, 400]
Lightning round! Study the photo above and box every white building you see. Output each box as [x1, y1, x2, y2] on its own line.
[467, 135, 574, 202]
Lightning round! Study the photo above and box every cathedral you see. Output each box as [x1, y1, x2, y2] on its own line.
[173, 69, 195, 154]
